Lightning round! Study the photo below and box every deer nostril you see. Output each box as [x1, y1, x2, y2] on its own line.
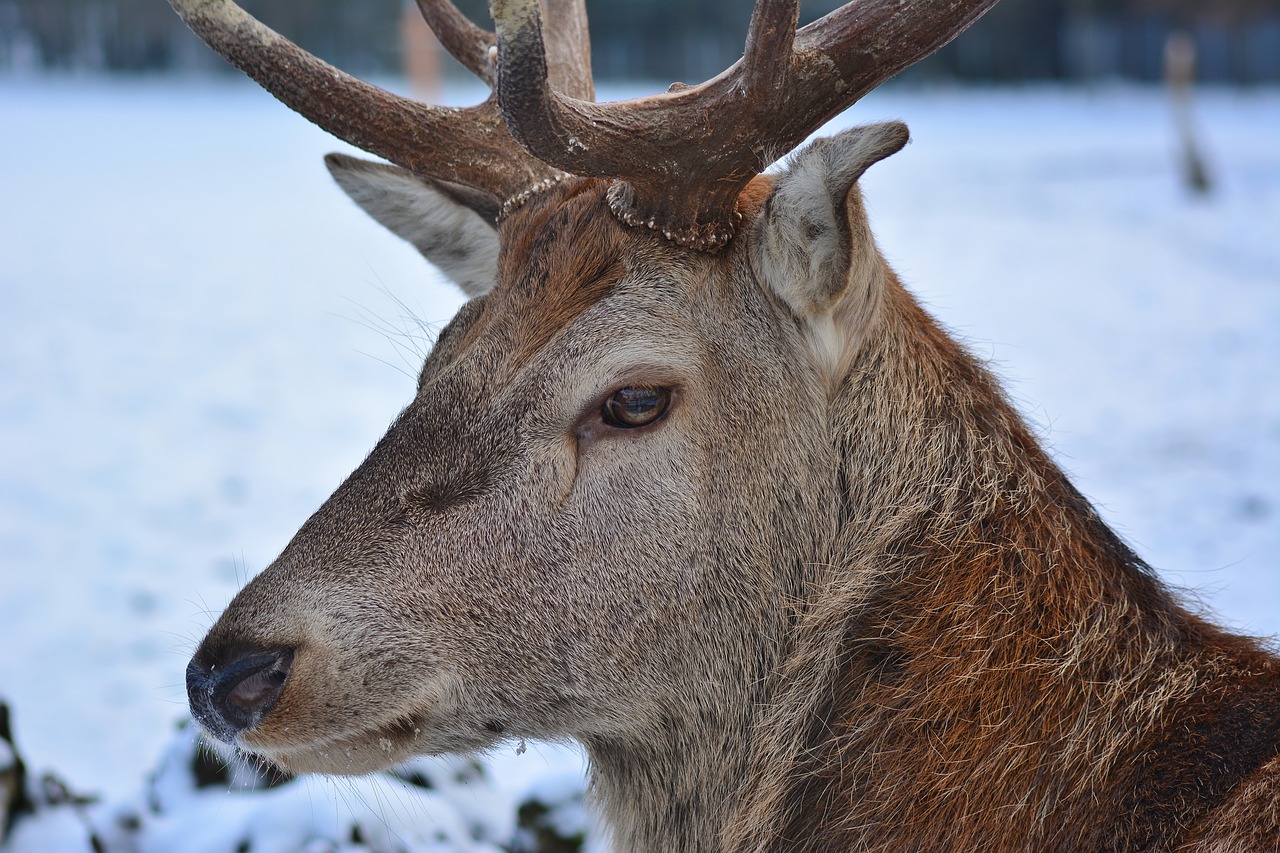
[224, 652, 292, 715]
[187, 648, 294, 743]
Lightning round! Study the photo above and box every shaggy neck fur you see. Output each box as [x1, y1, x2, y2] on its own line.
[716, 268, 1280, 851]
[585, 714, 760, 851]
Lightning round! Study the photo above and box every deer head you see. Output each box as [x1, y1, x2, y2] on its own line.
[176, 0, 999, 848]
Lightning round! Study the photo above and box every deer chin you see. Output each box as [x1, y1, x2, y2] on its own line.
[239, 705, 500, 777]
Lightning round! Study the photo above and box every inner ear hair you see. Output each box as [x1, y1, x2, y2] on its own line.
[751, 122, 909, 321]
[324, 153, 502, 298]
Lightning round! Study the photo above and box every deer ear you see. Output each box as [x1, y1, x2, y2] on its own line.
[750, 122, 909, 320]
[324, 154, 500, 298]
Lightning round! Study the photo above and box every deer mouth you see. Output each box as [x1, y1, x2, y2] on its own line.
[240, 712, 430, 776]
[238, 702, 502, 777]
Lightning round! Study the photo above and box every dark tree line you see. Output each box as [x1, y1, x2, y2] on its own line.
[1, 0, 1278, 82]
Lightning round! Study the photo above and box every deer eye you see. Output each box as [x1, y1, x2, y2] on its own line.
[601, 387, 672, 429]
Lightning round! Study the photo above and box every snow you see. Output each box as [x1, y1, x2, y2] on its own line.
[84, 728, 536, 853]
[0, 77, 1277, 850]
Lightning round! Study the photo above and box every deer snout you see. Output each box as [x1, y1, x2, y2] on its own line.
[186, 647, 294, 744]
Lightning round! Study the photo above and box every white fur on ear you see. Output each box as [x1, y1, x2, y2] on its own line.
[325, 153, 500, 298]
[752, 121, 908, 319]
[750, 122, 909, 382]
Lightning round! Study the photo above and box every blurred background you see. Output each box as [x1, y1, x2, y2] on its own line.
[2, 0, 1280, 83]
[1, 1, 1278, 851]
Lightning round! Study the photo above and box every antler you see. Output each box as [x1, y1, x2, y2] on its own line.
[168, 0, 592, 211]
[493, 0, 999, 251]
[172, 0, 998, 250]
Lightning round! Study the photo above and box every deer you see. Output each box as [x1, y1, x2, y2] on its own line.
[173, 0, 1280, 849]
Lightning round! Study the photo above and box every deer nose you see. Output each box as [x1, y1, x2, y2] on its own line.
[186, 648, 294, 744]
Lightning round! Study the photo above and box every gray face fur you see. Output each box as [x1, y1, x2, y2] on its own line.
[191, 122, 908, 839]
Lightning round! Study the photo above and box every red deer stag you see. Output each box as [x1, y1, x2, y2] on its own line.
[175, 0, 1280, 849]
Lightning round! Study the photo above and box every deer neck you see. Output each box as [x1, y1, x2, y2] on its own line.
[580, 574, 807, 850]
[583, 669, 780, 852]
[723, 277, 1277, 849]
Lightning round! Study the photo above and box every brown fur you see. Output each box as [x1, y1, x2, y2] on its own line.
[736, 174, 776, 221]
[191, 142, 1279, 852]
[725, 280, 1280, 851]
[430, 179, 628, 365]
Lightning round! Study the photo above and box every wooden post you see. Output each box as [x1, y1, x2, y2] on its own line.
[401, 1, 442, 101]
[1165, 31, 1211, 195]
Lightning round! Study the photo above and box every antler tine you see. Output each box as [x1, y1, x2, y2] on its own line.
[420, 0, 592, 100]
[490, 0, 595, 136]
[742, 0, 801, 100]
[492, 0, 999, 252]
[539, 0, 594, 102]
[415, 0, 497, 88]
[169, 0, 560, 207]
[792, 0, 997, 106]
[492, 0, 558, 146]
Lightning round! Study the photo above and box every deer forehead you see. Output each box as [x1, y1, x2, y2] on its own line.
[423, 183, 730, 393]
[422, 281, 709, 421]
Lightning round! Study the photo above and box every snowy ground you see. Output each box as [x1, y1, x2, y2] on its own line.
[0, 77, 1277, 850]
